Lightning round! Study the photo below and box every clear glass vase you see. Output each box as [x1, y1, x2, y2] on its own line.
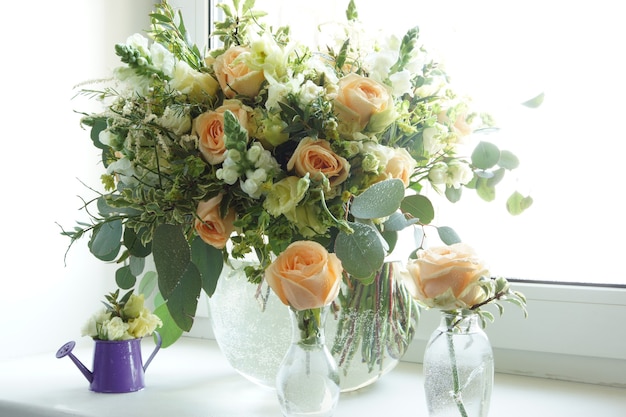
[208, 259, 419, 391]
[423, 311, 494, 417]
[276, 306, 340, 417]
[328, 261, 419, 391]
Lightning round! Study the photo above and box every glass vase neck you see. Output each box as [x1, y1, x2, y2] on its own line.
[440, 311, 481, 334]
[289, 306, 328, 346]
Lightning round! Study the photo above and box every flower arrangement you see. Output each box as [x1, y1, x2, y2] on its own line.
[403, 243, 527, 416]
[82, 290, 163, 341]
[61, 0, 532, 357]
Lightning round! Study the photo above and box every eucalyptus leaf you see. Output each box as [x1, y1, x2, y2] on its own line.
[334, 222, 385, 279]
[471, 141, 500, 170]
[383, 211, 419, 231]
[498, 150, 520, 170]
[89, 220, 122, 258]
[445, 186, 462, 203]
[153, 303, 184, 348]
[129, 255, 145, 277]
[115, 265, 136, 290]
[153, 224, 191, 298]
[89, 118, 108, 150]
[475, 178, 496, 202]
[521, 92, 544, 108]
[350, 179, 405, 219]
[124, 227, 152, 258]
[437, 226, 461, 245]
[139, 271, 158, 297]
[400, 194, 434, 225]
[191, 236, 223, 297]
[506, 191, 534, 215]
[165, 262, 202, 331]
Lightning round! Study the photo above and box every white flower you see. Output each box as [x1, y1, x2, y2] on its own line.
[103, 316, 130, 340]
[150, 41, 176, 78]
[158, 107, 192, 136]
[299, 80, 324, 105]
[423, 126, 446, 156]
[81, 309, 111, 338]
[447, 160, 473, 189]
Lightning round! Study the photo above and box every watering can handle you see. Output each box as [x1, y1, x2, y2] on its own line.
[143, 331, 162, 372]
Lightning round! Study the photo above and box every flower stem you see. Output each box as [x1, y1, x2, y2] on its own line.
[446, 315, 469, 417]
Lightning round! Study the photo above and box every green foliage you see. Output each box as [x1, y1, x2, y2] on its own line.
[335, 222, 385, 280]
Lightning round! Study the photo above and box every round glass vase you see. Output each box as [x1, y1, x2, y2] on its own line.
[328, 260, 419, 391]
[275, 306, 340, 417]
[207, 259, 419, 392]
[423, 311, 494, 417]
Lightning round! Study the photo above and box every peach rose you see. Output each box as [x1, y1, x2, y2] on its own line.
[193, 100, 249, 165]
[194, 194, 236, 249]
[334, 73, 395, 134]
[213, 46, 265, 98]
[286, 137, 350, 187]
[265, 241, 342, 311]
[403, 243, 489, 310]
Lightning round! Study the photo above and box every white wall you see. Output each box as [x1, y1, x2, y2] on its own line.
[0, 0, 155, 360]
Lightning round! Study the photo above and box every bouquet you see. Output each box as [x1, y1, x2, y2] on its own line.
[82, 290, 162, 341]
[62, 0, 532, 356]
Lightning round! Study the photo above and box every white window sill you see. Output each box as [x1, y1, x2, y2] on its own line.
[1, 337, 624, 417]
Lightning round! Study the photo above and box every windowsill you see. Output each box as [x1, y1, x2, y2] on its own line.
[1, 337, 624, 417]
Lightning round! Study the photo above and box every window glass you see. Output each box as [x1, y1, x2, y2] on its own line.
[216, 0, 625, 285]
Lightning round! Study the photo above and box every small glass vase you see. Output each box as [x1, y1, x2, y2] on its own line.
[276, 306, 340, 417]
[423, 311, 494, 417]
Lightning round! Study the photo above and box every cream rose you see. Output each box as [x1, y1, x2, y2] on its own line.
[170, 60, 219, 102]
[194, 193, 236, 249]
[287, 137, 350, 187]
[193, 100, 250, 165]
[265, 241, 342, 310]
[213, 46, 265, 98]
[127, 308, 163, 339]
[384, 147, 417, 187]
[403, 243, 489, 310]
[334, 73, 395, 134]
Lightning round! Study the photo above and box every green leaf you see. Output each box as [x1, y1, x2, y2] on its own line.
[475, 178, 496, 202]
[89, 118, 108, 150]
[498, 150, 520, 170]
[153, 303, 184, 348]
[153, 224, 191, 298]
[350, 179, 405, 219]
[471, 141, 500, 170]
[383, 211, 419, 231]
[506, 191, 534, 215]
[89, 220, 122, 259]
[115, 265, 136, 289]
[521, 92, 544, 108]
[124, 227, 152, 258]
[138, 271, 157, 297]
[166, 263, 202, 331]
[334, 222, 385, 279]
[191, 236, 223, 297]
[437, 226, 461, 245]
[400, 194, 435, 224]
[445, 186, 462, 203]
[129, 255, 145, 277]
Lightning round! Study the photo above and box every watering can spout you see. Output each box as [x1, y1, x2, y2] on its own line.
[56, 341, 94, 383]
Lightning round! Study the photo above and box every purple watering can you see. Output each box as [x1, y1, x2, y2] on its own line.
[56, 332, 162, 393]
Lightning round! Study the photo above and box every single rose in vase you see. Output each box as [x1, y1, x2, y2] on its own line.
[403, 242, 489, 311]
[265, 240, 342, 311]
